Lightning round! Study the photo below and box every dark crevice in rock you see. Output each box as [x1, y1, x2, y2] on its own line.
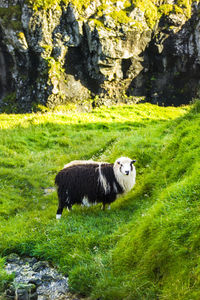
[121, 58, 132, 79]
[65, 46, 101, 95]
[127, 6, 200, 106]
[0, 29, 15, 100]
[81, 22, 105, 92]
[0, 48, 8, 99]
[28, 48, 40, 85]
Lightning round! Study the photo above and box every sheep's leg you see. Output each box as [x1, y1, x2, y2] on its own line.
[102, 204, 111, 210]
[102, 195, 116, 211]
[67, 205, 72, 211]
[56, 206, 63, 219]
[102, 203, 106, 210]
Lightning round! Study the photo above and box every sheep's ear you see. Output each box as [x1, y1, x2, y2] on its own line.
[131, 160, 136, 164]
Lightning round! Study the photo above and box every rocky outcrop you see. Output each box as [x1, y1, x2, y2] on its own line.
[0, 0, 200, 111]
[128, 2, 200, 105]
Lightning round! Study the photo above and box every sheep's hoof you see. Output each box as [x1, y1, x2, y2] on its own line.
[102, 204, 110, 210]
[56, 214, 62, 219]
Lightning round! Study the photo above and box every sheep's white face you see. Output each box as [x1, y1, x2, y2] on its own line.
[115, 157, 136, 176]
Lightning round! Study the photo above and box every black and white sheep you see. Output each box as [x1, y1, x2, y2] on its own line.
[55, 157, 136, 219]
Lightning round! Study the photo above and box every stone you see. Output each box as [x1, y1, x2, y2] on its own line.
[6, 283, 37, 300]
[32, 261, 49, 272]
[23, 257, 38, 266]
[6, 253, 20, 264]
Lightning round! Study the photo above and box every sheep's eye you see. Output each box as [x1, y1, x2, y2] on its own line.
[117, 161, 121, 165]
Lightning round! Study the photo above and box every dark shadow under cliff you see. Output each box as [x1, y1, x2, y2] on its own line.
[126, 10, 200, 106]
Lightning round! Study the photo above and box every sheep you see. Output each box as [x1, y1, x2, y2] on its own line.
[55, 157, 136, 219]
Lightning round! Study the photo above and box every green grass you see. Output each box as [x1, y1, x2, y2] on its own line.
[1, 102, 200, 299]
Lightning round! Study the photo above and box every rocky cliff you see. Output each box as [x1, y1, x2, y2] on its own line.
[0, 0, 200, 111]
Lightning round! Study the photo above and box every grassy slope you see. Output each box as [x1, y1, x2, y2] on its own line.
[0, 102, 199, 299]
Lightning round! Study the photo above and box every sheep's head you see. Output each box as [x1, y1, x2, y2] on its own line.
[114, 157, 136, 176]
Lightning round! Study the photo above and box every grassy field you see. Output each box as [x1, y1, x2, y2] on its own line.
[0, 102, 200, 299]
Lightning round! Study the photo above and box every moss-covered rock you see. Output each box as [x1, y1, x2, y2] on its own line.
[0, 5, 22, 30]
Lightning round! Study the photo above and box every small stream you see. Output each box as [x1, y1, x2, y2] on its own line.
[4, 253, 82, 300]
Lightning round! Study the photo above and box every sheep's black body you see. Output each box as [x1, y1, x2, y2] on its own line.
[55, 163, 124, 217]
